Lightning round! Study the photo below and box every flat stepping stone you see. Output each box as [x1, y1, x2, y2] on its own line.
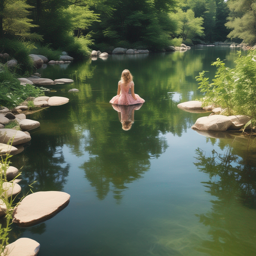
[54, 78, 74, 84]
[13, 191, 70, 226]
[26, 78, 54, 86]
[19, 119, 40, 131]
[4, 237, 40, 256]
[48, 96, 69, 106]
[0, 143, 18, 155]
[2, 182, 21, 198]
[0, 129, 31, 145]
[0, 199, 7, 217]
[1, 164, 19, 180]
[15, 106, 28, 111]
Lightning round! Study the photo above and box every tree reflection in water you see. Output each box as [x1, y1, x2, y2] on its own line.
[194, 148, 256, 255]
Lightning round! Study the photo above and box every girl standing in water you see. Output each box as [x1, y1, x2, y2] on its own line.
[110, 69, 145, 105]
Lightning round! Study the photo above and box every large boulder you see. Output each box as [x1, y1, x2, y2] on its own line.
[112, 47, 127, 54]
[91, 50, 98, 56]
[0, 129, 31, 145]
[177, 101, 204, 113]
[26, 77, 54, 86]
[137, 49, 149, 54]
[4, 238, 40, 256]
[60, 55, 73, 61]
[33, 96, 50, 107]
[19, 119, 40, 131]
[191, 115, 251, 131]
[13, 191, 70, 226]
[29, 54, 44, 68]
[48, 96, 69, 106]
[126, 49, 135, 54]
[0, 107, 9, 113]
[2, 182, 21, 198]
[0, 143, 18, 155]
[99, 52, 108, 58]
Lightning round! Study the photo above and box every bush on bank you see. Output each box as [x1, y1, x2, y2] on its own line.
[0, 65, 44, 109]
[196, 50, 256, 121]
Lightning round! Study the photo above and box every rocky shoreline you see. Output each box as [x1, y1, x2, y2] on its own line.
[177, 100, 252, 134]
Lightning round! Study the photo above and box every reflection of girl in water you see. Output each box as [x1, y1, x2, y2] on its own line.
[110, 69, 145, 105]
[112, 104, 143, 131]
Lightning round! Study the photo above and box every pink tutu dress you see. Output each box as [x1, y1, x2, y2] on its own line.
[110, 81, 145, 105]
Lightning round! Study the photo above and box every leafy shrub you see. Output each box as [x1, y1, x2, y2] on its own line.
[27, 100, 35, 109]
[196, 50, 256, 119]
[0, 65, 44, 108]
[170, 38, 183, 46]
[30, 44, 61, 60]
[0, 38, 34, 74]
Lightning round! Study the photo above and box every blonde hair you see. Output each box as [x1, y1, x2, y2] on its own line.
[122, 121, 133, 131]
[121, 69, 133, 83]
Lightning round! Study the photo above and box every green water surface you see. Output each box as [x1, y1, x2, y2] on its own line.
[10, 46, 256, 256]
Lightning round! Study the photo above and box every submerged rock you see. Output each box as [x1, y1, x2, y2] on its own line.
[4, 237, 40, 256]
[13, 191, 70, 226]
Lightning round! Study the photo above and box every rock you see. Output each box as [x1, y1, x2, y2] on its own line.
[18, 78, 34, 85]
[4, 237, 40, 256]
[7, 59, 18, 68]
[99, 52, 108, 57]
[37, 55, 48, 63]
[26, 77, 54, 86]
[112, 47, 127, 54]
[228, 115, 251, 130]
[2, 182, 21, 198]
[49, 60, 56, 64]
[33, 73, 41, 77]
[15, 114, 26, 120]
[91, 50, 98, 56]
[0, 124, 4, 128]
[54, 78, 74, 84]
[177, 101, 203, 111]
[13, 191, 70, 226]
[137, 49, 149, 54]
[203, 105, 214, 111]
[0, 199, 7, 217]
[0, 129, 31, 145]
[195, 130, 235, 139]
[0, 143, 18, 155]
[192, 115, 233, 131]
[1, 164, 19, 180]
[0, 114, 10, 125]
[5, 112, 15, 119]
[33, 96, 50, 107]
[126, 49, 135, 54]
[48, 96, 69, 106]
[68, 88, 79, 93]
[62, 51, 67, 55]
[59, 60, 64, 64]
[91, 57, 97, 61]
[212, 107, 222, 114]
[15, 106, 28, 111]
[0, 107, 9, 113]
[11, 145, 24, 155]
[19, 119, 40, 131]
[60, 55, 73, 61]
[29, 54, 44, 69]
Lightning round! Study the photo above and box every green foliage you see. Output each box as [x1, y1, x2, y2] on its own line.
[169, 8, 204, 42]
[0, 38, 34, 74]
[170, 37, 183, 46]
[30, 44, 61, 60]
[27, 100, 35, 109]
[0, 65, 44, 108]
[4, 120, 19, 129]
[226, 0, 256, 45]
[196, 50, 256, 119]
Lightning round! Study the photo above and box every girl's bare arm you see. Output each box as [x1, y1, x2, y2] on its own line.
[117, 82, 121, 95]
[131, 84, 137, 100]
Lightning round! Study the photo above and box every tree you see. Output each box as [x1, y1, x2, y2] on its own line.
[226, 0, 256, 45]
[0, 0, 40, 40]
[170, 8, 204, 42]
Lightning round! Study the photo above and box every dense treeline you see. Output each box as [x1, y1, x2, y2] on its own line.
[0, 0, 256, 64]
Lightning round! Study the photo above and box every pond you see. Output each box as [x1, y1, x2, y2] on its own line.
[10, 46, 256, 256]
